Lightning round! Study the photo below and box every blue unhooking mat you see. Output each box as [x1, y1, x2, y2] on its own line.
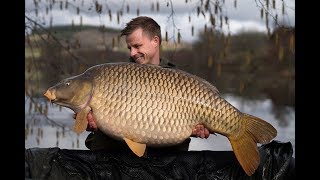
[25, 140, 295, 180]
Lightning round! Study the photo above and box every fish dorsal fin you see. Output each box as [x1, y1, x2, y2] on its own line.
[123, 137, 146, 157]
[74, 106, 91, 134]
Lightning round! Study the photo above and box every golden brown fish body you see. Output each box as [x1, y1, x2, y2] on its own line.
[44, 62, 277, 176]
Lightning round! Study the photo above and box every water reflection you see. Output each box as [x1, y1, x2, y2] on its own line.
[25, 94, 295, 157]
[25, 95, 90, 150]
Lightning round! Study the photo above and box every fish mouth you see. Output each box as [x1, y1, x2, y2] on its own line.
[43, 89, 71, 104]
[44, 90, 56, 102]
[43, 90, 66, 105]
[43, 86, 93, 113]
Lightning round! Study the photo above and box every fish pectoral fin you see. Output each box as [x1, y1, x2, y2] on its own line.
[74, 106, 91, 134]
[123, 137, 146, 157]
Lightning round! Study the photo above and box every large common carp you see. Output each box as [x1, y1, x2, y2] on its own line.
[44, 62, 277, 176]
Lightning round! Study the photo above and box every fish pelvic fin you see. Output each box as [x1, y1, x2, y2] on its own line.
[228, 113, 277, 176]
[123, 137, 146, 157]
[74, 106, 91, 134]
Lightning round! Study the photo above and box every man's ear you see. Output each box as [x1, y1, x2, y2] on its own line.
[152, 36, 160, 47]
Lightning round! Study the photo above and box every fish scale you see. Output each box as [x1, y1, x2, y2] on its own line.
[44, 62, 277, 176]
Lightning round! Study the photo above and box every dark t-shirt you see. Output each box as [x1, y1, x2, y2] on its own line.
[85, 59, 191, 153]
[128, 57, 176, 68]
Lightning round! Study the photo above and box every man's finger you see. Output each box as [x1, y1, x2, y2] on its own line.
[201, 133, 204, 138]
[204, 128, 210, 138]
[199, 125, 204, 131]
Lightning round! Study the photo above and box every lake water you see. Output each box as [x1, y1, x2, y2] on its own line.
[25, 94, 295, 157]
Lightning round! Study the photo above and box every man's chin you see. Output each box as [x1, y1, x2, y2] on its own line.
[134, 57, 146, 64]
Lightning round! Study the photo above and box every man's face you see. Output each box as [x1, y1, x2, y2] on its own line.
[126, 28, 159, 65]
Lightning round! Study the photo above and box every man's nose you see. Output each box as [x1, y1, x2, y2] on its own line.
[130, 48, 137, 57]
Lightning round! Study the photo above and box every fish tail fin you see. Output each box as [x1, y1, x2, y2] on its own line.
[228, 113, 277, 176]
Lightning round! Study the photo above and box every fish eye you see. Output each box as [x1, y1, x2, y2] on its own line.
[66, 82, 70, 86]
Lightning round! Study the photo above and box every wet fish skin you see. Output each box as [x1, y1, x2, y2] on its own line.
[44, 62, 277, 176]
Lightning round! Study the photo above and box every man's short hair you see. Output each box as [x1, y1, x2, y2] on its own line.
[121, 16, 162, 45]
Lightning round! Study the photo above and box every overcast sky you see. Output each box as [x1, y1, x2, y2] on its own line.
[25, 0, 295, 43]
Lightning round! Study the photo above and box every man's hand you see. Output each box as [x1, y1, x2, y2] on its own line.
[191, 124, 210, 138]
